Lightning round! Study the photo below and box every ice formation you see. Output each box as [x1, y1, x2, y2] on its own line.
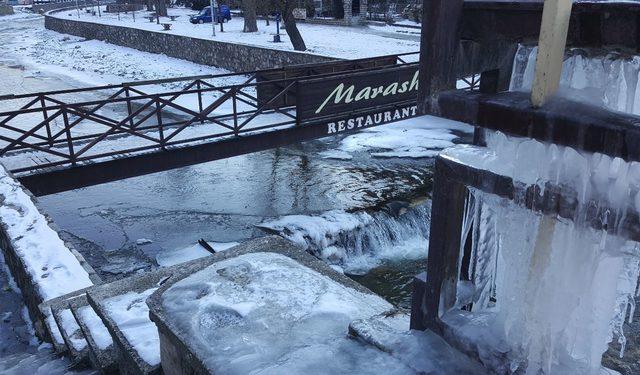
[161, 252, 413, 374]
[510, 45, 640, 116]
[441, 131, 640, 374]
[156, 241, 239, 267]
[258, 203, 430, 274]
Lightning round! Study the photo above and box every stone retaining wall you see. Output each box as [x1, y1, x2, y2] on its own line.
[32, 0, 106, 14]
[0, 3, 14, 15]
[44, 11, 338, 72]
[0, 167, 101, 340]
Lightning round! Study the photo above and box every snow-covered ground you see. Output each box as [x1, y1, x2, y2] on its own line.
[51, 7, 420, 59]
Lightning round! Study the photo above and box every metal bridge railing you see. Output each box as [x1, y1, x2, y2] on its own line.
[0, 53, 420, 175]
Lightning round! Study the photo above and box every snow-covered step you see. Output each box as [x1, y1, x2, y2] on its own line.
[41, 307, 68, 355]
[52, 306, 91, 367]
[38, 287, 95, 356]
[69, 294, 118, 373]
[87, 269, 175, 375]
[48, 297, 91, 368]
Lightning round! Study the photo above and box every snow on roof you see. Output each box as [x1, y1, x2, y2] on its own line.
[0, 164, 93, 301]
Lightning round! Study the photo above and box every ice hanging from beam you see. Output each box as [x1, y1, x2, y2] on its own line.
[439, 131, 640, 374]
[510, 45, 640, 115]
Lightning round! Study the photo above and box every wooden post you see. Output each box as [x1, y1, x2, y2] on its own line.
[420, 157, 468, 332]
[531, 0, 573, 107]
[417, 0, 464, 115]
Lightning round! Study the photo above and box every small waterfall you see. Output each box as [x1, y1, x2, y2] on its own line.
[510, 44, 640, 115]
[257, 201, 431, 275]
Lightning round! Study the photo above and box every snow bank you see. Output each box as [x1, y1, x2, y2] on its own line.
[0, 164, 93, 301]
[161, 252, 405, 374]
[441, 132, 640, 374]
[102, 287, 159, 366]
[349, 313, 490, 374]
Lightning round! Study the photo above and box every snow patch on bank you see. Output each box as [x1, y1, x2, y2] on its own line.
[0, 164, 93, 300]
[336, 115, 472, 159]
[50, 7, 419, 59]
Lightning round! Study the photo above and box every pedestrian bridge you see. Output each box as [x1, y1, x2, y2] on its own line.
[0, 52, 480, 196]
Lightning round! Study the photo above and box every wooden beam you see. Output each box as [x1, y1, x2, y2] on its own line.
[417, 0, 464, 114]
[531, 0, 573, 107]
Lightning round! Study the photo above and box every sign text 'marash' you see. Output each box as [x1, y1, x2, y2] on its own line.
[296, 65, 420, 123]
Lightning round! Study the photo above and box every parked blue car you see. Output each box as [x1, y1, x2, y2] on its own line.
[190, 5, 231, 24]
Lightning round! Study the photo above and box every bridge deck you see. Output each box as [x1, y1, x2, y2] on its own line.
[0, 53, 449, 196]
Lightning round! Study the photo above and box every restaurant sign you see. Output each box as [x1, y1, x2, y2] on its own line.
[296, 65, 420, 126]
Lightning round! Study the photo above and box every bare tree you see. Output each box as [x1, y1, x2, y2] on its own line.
[156, 0, 167, 16]
[243, 0, 258, 32]
[278, 0, 306, 51]
[257, 0, 274, 26]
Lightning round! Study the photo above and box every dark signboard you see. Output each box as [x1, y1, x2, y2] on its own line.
[296, 64, 419, 123]
[255, 55, 400, 109]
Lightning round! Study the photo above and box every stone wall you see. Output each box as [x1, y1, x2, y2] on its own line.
[32, 0, 105, 14]
[0, 3, 14, 15]
[44, 11, 339, 72]
[0, 167, 101, 341]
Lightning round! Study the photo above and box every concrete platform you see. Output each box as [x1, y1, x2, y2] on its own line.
[145, 236, 411, 374]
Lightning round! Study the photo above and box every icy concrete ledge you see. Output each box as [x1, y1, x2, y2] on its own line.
[44, 9, 338, 72]
[0, 164, 100, 338]
[146, 236, 388, 374]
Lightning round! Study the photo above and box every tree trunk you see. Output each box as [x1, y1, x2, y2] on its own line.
[243, 0, 258, 32]
[156, 0, 167, 16]
[146, 0, 153, 11]
[283, 1, 306, 51]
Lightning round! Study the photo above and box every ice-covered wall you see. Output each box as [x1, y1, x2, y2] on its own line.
[510, 45, 640, 115]
[443, 132, 640, 374]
